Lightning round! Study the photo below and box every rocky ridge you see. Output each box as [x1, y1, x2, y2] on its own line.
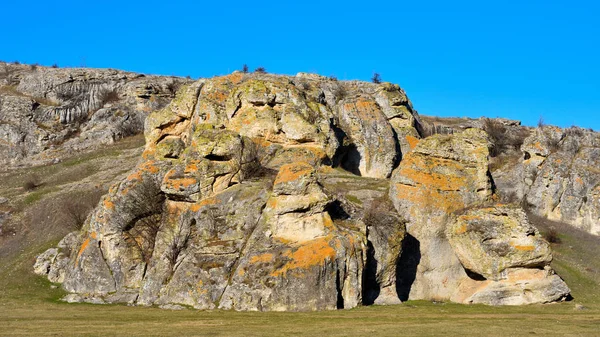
[34, 71, 573, 310]
[0, 62, 189, 168]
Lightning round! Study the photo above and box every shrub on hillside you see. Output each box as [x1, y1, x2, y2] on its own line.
[98, 88, 120, 106]
[371, 73, 382, 84]
[22, 175, 41, 191]
[483, 119, 529, 157]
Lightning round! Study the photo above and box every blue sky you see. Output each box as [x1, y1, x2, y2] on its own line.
[2, 1, 599, 129]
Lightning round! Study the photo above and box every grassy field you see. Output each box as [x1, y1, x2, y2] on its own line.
[1, 137, 599, 336]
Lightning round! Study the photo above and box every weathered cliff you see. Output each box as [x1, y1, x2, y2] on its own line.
[0, 62, 189, 168]
[34, 72, 571, 310]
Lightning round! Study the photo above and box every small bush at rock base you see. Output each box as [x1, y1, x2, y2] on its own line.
[543, 227, 561, 244]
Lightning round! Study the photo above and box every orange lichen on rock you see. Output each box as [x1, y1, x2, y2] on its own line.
[322, 213, 335, 230]
[399, 156, 470, 191]
[273, 162, 313, 185]
[406, 135, 420, 151]
[75, 235, 93, 267]
[533, 141, 544, 152]
[103, 197, 115, 210]
[166, 177, 198, 190]
[350, 99, 381, 121]
[127, 161, 160, 181]
[271, 237, 336, 277]
[455, 223, 468, 234]
[190, 197, 219, 212]
[250, 253, 274, 264]
[226, 72, 244, 85]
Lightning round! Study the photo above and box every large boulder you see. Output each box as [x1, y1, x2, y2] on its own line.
[448, 206, 552, 280]
[448, 206, 569, 305]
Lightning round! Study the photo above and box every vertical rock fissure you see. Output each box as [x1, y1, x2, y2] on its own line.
[215, 203, 267, 306]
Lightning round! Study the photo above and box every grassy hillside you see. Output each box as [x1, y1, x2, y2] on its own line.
[0, 138, 599, 336]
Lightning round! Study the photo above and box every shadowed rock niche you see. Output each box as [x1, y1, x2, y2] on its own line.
[34, 72, 570, 311]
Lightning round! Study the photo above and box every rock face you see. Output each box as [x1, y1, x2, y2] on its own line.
[35, 72, 569, 310]
[390, 129, 491, 301]
[0, 62, 188, 168]
[389, 129, 568, 304]
[521, 126, 600, 235]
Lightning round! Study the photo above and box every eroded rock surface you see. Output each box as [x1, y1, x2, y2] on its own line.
[521, 127, 600, 235]
[0, 62, 188, 168]
[35, 72, 569, 310]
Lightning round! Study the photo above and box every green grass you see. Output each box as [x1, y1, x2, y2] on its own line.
[0, 220, 598, 336]
[0, 135, 144, 198]
[22, 187, 58, 205]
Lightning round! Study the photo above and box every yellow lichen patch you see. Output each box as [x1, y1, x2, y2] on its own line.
[250, 253, 274, 264]
[266, 198, 278, 209]
[405, 135, 420, 151]
[322, 213, 335, 230]
[455, 223, 468, 234]
[459, 215, 482, 221]
[273, 162, 313, 185]
[511, 243, 535, 251]
[399, 156, 470, 191]
[395, 182, 466, 214]
[271, 236, 336, 277]
[207, 90, 227, 104]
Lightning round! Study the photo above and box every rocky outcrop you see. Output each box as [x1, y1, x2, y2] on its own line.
[389, 129, 568, 304]
[422, 115, 600, 237]
[521, 126, 600, 235]
[34, 72, 420, 310]
[35, 72, 568, 310]
[0, 62, 189, 168]
[390, 129, 493, 301]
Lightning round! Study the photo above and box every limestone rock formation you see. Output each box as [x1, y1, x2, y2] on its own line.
[522, 126, 600, 235]
[34, 72, 569, 310]
[0, 62, 189, 168]
[424, 115, 600, 237]
[448, 206, 569, 305]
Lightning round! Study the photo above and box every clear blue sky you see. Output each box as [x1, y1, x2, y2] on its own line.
[2, 1, 599, 129]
